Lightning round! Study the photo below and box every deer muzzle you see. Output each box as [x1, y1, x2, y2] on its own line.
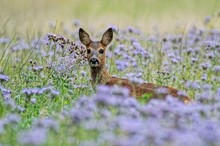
[89, 57, 100, 67]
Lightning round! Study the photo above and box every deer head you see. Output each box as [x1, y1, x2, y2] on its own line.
[79, 28, 113, 68]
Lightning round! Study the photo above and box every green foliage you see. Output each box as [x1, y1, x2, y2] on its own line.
[139, 93, 153, 104]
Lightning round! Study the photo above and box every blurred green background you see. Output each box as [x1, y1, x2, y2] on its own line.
[1, 0, 220, 35]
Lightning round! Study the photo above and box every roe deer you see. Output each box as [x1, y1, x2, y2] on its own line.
[79, 28, 190, 104]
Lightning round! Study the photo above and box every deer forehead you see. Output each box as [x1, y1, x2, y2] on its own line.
[88, 42, 105, 50]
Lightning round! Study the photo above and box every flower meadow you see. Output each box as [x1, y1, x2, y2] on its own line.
[0, 14, 220, 146]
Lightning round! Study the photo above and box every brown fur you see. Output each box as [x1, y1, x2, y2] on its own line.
[79, 28, 190, 104]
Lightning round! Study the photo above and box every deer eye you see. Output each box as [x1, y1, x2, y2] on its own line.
[87, 49, 91, 54]
[99, 49, 104, 54]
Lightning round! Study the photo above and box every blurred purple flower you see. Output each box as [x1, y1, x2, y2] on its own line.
[206, 52, 215, 59]
[0, 37, 10, 44]
[0, 85, 11, 97]
[32, 66, 44, 72]
[33, 118, 59, 132]
[110, 85, 130, 97]
[30, 98, 37, 104]
[155, 87, 169, 94]
[185, 81, 200, 89]
[11, 40, 29, 51]
[115, 60, 129, 71]
[0, 74, 9, 82]
[200, 62, 211, 70]
[69, 108, 93, 124]
[116, 116, 143, 134]
[0, 114, 20, 134]
[22, 86, 59, 97]
[213, 65, 220, 74]
[201, 74, 207, 81]
[19, 128, 48, 146]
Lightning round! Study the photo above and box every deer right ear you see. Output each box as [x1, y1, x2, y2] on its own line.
[79, 28, 91, 46]
[101, 28, 113, 47]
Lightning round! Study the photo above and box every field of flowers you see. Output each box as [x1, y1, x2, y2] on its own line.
[1, 0, 220, 146]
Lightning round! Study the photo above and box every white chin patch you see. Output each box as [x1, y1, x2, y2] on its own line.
[90, 62, 99, 67]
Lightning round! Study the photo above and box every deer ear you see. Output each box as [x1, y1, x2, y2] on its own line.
[79, 28, 91, 46]
[101, 28, 113, 47]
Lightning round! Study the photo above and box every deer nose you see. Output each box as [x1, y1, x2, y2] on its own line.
[89, 58, 99, 66]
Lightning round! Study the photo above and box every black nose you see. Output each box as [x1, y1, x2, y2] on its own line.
[90, 58, 99, 64]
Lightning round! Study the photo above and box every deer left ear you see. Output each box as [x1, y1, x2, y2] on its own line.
[101, 28, 113, 47]
[79, 28, 91, 47]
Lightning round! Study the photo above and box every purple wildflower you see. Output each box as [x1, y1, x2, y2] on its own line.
[213, 65, 220, 74]
[0, 74, 9, 82]
[185, 81, 200, 89]
[115, 60, 129, 71]
[0, 37, 10, 44]
[200, 62, 211, 70]
[30, 98, 37, 104]
[32, 66, 44, 72]
[0, 114, 20, 134]
[18, 128, 48, 146]
[33, 118, 59, 132]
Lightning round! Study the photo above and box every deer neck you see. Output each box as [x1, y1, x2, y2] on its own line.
[90, 65, 111, 87]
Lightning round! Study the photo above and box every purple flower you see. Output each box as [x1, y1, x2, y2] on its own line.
[185, 81, 200, 89]
[5, 114, 20, 124]
[22, 86, 60, 97]
[18, 128, 48, 146]
[79, 140, 97, 146]
[200, 62, 211, 70]
[69, 108, 93, 124]
[201, 74, 207, 81]
[0, 74, 9, 82]
[177, 91, 188, 97]
[115, 60, 129, 71]
[132, 42, 150, 58]
[33, 118, 59, 132]
[172, 131, 205, 146]
[206, 52, 215, 59]
[16, 105, 26, 113]
[32, 66, 44, 72]
[0, 85, 11, 97]
[155, 87, 169, 94]
[213, 65, 220, 74]
[94, 85, 132, 107]
[127, 26, 140, 34]
[110, 85, 130, 97]
[49, 90, 60, 99]
[11, 40, 29, 51]
[0, 37, 10, 44]
[129, 77, 144, 84]
[197, 121, 220, 145]
[22, 88, 41, 96]
[30, 98, 37, 104]
[116, 116, 143, 134]
[98, 131, 115, 144]
[0, 114, 20, 134]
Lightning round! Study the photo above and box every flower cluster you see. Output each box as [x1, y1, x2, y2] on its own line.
[18, 85, 220, 146]
[47, 34, 87, 60]
[22, 86, 60, 99]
